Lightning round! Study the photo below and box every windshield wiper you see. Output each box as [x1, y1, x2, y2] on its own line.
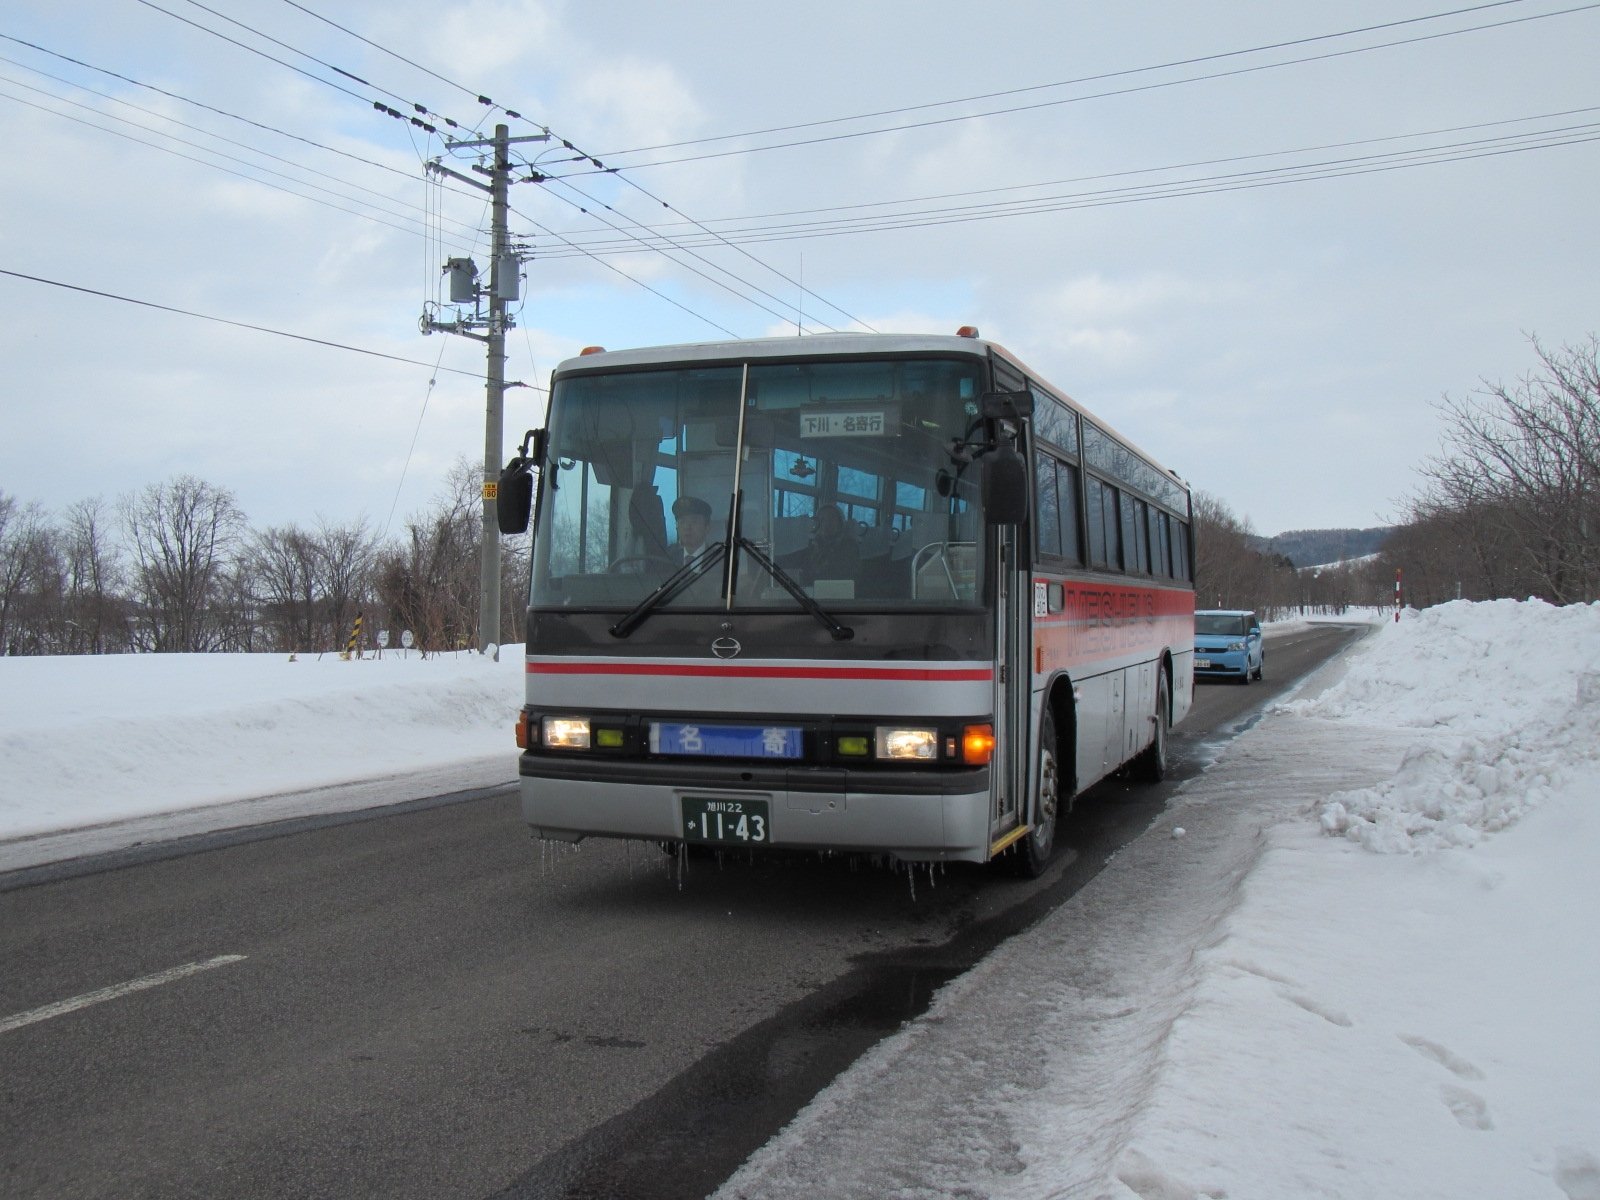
[736, 536, 853, 642]
[608, 544, 726, 639]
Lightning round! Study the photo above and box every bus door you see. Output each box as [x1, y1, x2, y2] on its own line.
[992, 521, 1031, 842]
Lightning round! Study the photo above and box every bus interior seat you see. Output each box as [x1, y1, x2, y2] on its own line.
[772, 515, 813, 558]
[627, 486, 669, 557]
[857, 522, 892, 559]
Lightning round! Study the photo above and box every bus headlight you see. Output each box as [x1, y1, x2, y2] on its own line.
[876, 727, 938, 761]
[543, 717, 592, 750]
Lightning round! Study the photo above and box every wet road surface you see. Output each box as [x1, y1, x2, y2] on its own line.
[0, 622, 1365, 1199]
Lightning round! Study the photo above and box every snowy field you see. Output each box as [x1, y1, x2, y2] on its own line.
[3, 601, 1598, 1198]
[0, 647, 525, 867]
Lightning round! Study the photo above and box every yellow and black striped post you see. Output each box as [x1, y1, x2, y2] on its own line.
[344, 612, 364, 660]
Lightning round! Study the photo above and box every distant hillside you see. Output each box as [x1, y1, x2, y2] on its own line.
[1250, 526, 1392, 568]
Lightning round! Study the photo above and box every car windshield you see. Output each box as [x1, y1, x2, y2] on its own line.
[530, 357, 988, 612]
[1196, 613, 1250, 637]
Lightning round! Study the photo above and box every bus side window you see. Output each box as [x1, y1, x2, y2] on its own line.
[1085, 479, 1106, 567]
[1119, 493, 1140, 573]
[1126, 498, 1148, 574]
[1147, 506, 1166, 576]
[1034, 455, 1061, 557]
[1058, 462, 1081, 563]
[1037, 455, 1083, 565]
[1086, 477, 1122, 571]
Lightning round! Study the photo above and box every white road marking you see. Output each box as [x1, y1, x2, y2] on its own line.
[0, 954, 247, 1035]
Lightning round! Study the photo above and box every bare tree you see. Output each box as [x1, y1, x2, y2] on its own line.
[121, 475, 247, 651]
[1397, 335, 1600, 604]
[0, 492, 59, 655]
[375, 460, 480, 652]
[246, 524, 320, 652]
[60, 496, 128, 653]
[313, 517, 381, 650]
[1189, 491, 1311, 616]
[499, 537, 529, 646]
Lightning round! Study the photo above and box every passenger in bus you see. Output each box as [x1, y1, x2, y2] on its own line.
[789, 505, 861, 584]
[669, 495, 714, 564]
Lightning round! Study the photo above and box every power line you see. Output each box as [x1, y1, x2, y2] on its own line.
[133, 0, 376, 108]
[0, 66, 483, 247]
[0, 32, 419, 182]
[0, 266, 498, 379]
[524, 134, 877, 332]
[556, 2, 1600, 173]
[140, 0, 855, 331]
[0, 84, 481, 253]
[535, 174, 841, 334]
[4, 15, 745, 340]
[277, 0, 490, 109]
[529, 119, 1600, 254]
[534, 106, 1600, 254]
[506, 202, 742, 338]
[257, 0, 873, 330]
[592, 0, 1541, 158]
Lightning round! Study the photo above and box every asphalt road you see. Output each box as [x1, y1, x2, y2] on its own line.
[0, 621, 1367, 1200]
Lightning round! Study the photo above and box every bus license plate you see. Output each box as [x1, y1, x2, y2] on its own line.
[682, 797, 770, 845]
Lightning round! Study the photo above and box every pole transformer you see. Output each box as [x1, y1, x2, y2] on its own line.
[422, 123, 549, 655]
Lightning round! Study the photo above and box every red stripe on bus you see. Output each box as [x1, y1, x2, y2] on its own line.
[1031, 579, 1194, 674]
[525, 662, 994, 682]
[1032, 578, 1196, 623]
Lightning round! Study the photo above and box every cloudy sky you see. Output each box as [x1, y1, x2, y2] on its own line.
[2, 0, 1595, 536]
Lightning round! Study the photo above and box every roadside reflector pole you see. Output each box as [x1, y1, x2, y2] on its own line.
[344, 611, 364, 660]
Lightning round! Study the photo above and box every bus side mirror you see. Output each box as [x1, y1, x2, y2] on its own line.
[982, 440, 1029, 525]
[496, 428, 545, 535]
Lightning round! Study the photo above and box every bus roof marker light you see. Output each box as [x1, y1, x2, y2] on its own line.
[956, 325, 980, 339]
[579, 345, 606, 356]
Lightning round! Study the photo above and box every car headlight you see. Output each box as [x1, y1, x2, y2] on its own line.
[1227, 640, 1245, 652]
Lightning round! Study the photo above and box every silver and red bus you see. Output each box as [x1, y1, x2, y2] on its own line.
[496, 328, 1194, 875]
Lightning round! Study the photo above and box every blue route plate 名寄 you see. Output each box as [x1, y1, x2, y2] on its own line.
[650, 722, 803, 759]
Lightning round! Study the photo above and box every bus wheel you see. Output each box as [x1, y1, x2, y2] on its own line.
[1132, 670, 1170, 782]
[1011, 708, 1060, 877]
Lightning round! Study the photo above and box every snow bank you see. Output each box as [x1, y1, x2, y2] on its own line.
[0, 649, 525, 841]
[1284, 600, 1600, 852]
[722, 601, 1600, 1199]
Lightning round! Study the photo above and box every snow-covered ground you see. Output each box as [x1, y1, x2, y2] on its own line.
[3, 601, 1598, 1198]
[0, 647, 524, 869]
[720, 602, 1600, 1200]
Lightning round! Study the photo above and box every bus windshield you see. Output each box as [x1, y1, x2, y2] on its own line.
[532, 357, 987, 611]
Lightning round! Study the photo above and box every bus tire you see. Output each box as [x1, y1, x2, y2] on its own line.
[1132, 669, 1170, 783]
[1011, 708, 1061, 878]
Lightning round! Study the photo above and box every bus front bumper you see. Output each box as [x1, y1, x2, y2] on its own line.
[517, 754, 994, 864]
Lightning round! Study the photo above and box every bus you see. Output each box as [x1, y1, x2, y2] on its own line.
[495, 327, 1194, 876]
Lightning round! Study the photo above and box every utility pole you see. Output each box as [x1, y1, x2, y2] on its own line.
[422, 123, 548, 655]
